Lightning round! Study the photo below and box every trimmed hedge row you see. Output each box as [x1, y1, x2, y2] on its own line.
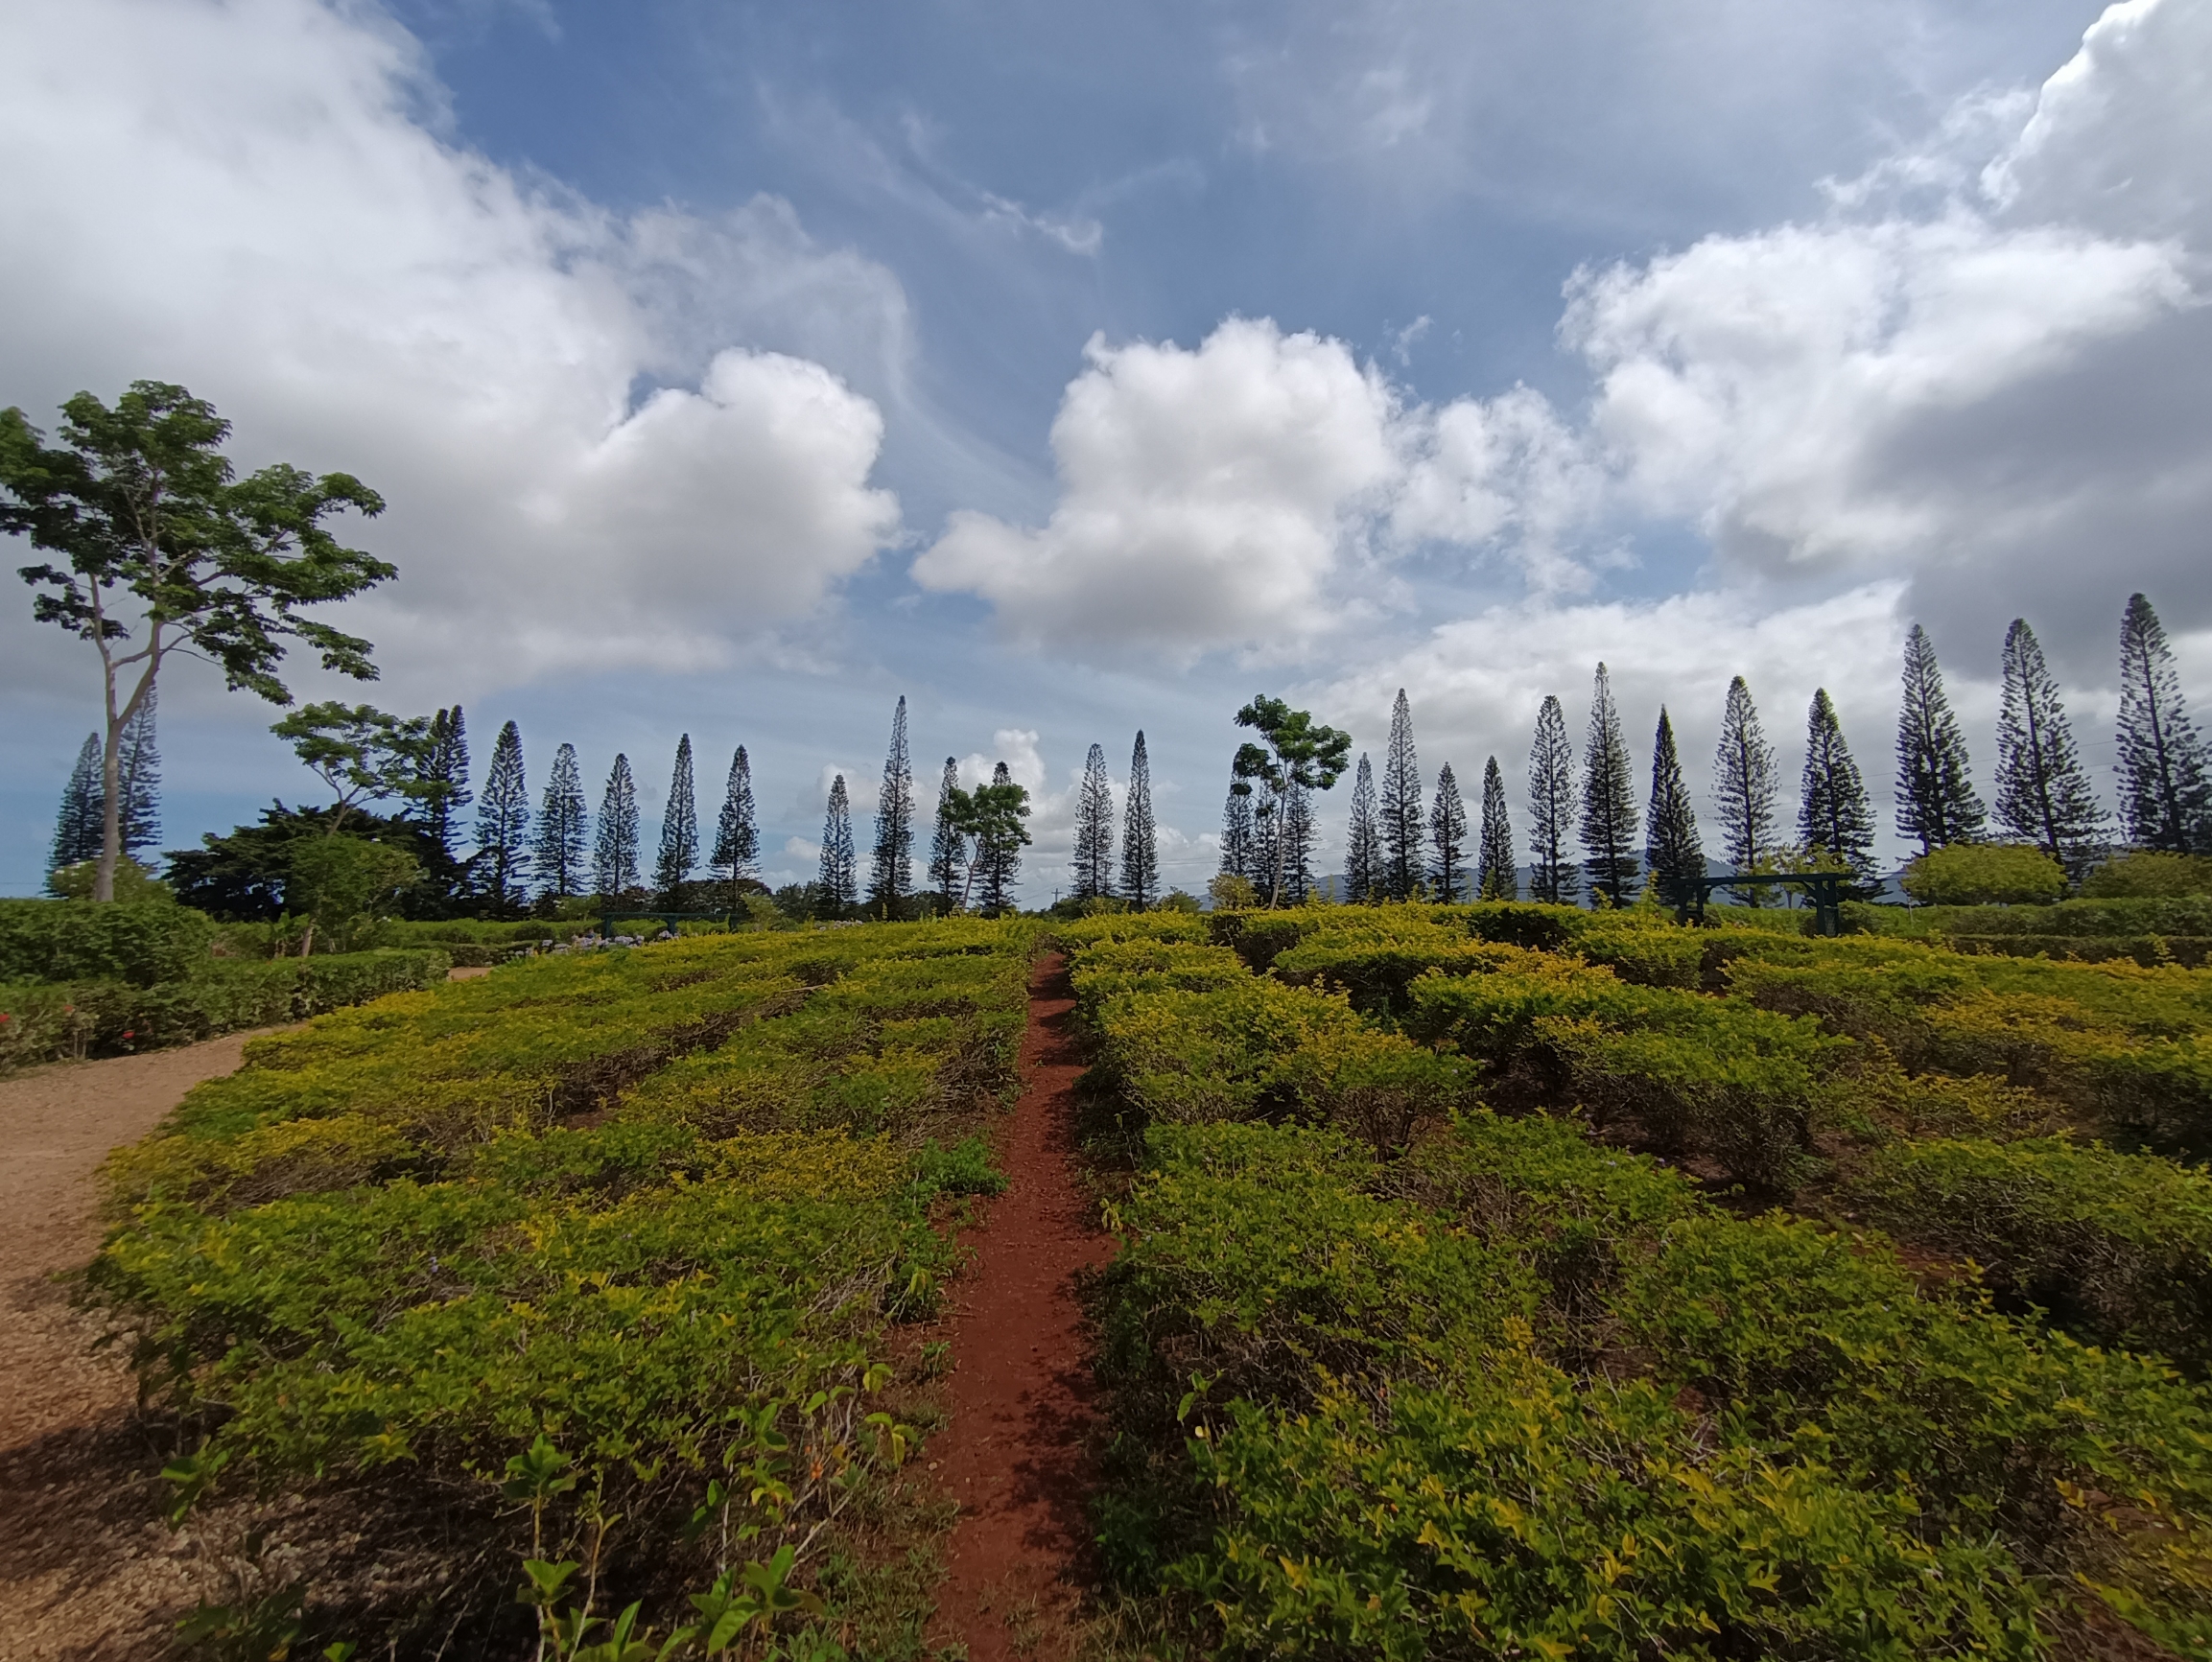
[0, 949, 451, 1070]
[1843, 1135, 2212, 1376]
[1856, 895, 2212, 940]
[0, 897, 215, 986]
[89, 919, 1037, 1655]
[1942, 933, 2212, 969]
[1097, 1112, 2212, 1659]
[1065, 919, 1474, 1154]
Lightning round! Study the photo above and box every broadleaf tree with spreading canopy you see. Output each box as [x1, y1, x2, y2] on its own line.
[2, 381, 393, 900]
[1232, 693, 1352, 909]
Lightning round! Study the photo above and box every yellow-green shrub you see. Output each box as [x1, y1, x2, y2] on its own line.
[1100, 1113, 2212, 1659]
[87, 919, 1037, 1650]
[1843, 1136, 2212, 1374]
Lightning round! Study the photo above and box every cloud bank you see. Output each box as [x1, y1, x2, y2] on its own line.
[921, 0, 2211, 694]
[0, 0, 906, 693]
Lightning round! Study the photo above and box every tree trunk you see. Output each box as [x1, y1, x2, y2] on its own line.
[94, 656, 158, 903]
[96, 706, 123, 903]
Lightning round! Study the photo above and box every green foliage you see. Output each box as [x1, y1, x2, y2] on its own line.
[1097, 1112, 2212, 1658]
[1866, 893, 2212, 941]
[90, 919, 1036, 1650]
[0, 949, 449, 1070]
[3, 381, 393, 900]
[1903, 842, 2068, 905]
[0, 895, 212, 984]
[2086, 851, 2212, 898]
[1069, 895, 2212, 1656]
[46, 855, 168, 901]
[1074, 934, 1476, 1153]
[1844, 1136, 2212, 1374]
[271, 702, 435, 832]
[285, 834, 417, 952]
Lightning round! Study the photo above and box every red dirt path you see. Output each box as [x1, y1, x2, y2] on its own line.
[929, 952, 1115, 1660]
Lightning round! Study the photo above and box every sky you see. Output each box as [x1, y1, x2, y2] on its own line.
[4, 0, 2209, 899]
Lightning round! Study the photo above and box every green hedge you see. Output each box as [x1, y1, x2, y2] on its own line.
[89, 920, 1034, 1653]
[0, 949, 450, 1069]
[1941, 933, 2212, 968]
[1852, 895, 2212, 940]
[0, 898, 215, 986]
[1843, 1136, 2212, 1375]
[1099, 1114, 2212, 1659]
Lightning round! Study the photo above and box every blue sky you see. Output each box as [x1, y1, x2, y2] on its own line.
[5, 0, 2209, 897]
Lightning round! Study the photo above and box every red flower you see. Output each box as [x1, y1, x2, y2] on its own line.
[0, 1013, 11, 1022]
[122, 1030, 135, 1040]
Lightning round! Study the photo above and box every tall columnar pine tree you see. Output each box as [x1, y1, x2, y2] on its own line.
[1219, 778, 1257, 881]
[116, 683, 160, 857]
[818, 774, 858, 914]
[975, 761, 1028, 913]
[1120, 731, 1159, 909]
[1994, 618, 2106, 874]
[416, 706, 471, 895]
[3, 382, 394, 900]
[1233, 694, 1352, 907]
[1251, 780, 1282, 901]
[1073, 741, 1117, 901]
[50, 733, 104, 874]
[1528, 694, 1579, 905]
[1711, 675, 1777, 903]
[1801, 690, 1878, 892]
[1477, 756, 1517, 901]
[928, 758, 965, 903]
[1344, 754, 1383, 903]
[532, 742, 590, 901]
[593, 754, 640, 899]
[1895, 623, 1985, 853]
[655, 735, 699, 903]
[1281, 783, 1317, 904]
[712, 745, 760, 908]
[1429, 762, 1470, 901]
[1580, 664, 1640, 905]
[1378, 688, 1425, 901]
[2116, 593, 2212, 853]
[1644, 708, 1705, 896]
[867, 696, 914, 916]
[476, 719, 530, 911]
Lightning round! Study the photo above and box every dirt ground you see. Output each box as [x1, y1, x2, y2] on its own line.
[927, 954, 1118, 1661]
[0, 1032, 276, 1660]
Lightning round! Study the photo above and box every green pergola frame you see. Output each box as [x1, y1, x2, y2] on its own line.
[1652, 872, 1849, 937]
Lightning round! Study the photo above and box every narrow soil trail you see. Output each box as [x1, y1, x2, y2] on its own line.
[930, 952, 1116, 1660]
[0, 1029, 287, 1660]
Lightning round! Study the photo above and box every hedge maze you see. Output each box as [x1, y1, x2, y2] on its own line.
[1070, 902, 2212, 1660]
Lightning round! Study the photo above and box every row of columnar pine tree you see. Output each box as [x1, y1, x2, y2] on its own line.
[1224, 591, 2212, 904]
[386, 710, 764, 912]
[322, 694, 1147, 919]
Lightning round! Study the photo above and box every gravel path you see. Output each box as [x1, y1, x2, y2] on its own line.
[0, 1032, 272, 1660]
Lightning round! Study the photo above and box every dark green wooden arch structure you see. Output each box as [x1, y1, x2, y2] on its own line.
[1652, 872, 1848, 937]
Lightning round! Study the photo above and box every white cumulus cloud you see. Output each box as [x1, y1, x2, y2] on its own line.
[914, 316, 1595, 658]
[1557, 0, 2212, 671]
[0, 0, 904, 696]
[914, 319, 1402, 657]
